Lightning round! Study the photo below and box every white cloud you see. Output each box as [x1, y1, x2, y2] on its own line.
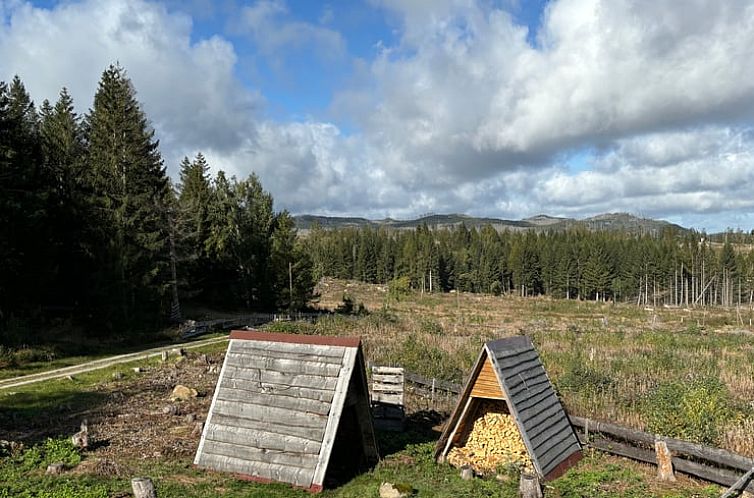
[3, 0, 754, 232]
[0, 0, 259, 167]
[237, 0, 345, 60]
[535, 127, 754, 218]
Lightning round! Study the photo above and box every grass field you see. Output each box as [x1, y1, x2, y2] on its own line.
[1, 278, 752, 497]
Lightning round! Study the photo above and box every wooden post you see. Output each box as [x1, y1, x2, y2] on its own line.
[460, 466, 473, 480]
[518, 472, 542, 498]
[655, 439, 676, 482]
[131, 477, 157, 498]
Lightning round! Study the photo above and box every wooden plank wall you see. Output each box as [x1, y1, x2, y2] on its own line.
[470, 356, 504, 399]
[371, 366, 405, 431]
[195, 339, 346, 488]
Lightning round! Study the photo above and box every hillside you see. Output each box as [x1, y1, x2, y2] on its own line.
[295, 212, 688, 235]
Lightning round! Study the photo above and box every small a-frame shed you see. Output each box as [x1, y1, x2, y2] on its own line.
[436, 336, 581, 480]
[194, 330, 378, 492]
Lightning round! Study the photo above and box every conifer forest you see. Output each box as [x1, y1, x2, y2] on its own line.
[2, 64, 753, 344]
[302, 224, 754, 308]
[0, 65, 314, 341]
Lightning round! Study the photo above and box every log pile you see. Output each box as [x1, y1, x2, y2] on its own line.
[447, 402, 532, 475]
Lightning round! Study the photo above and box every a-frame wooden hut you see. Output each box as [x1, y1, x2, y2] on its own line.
[194, 330, 378, 492]
[436, 336, 581, 480]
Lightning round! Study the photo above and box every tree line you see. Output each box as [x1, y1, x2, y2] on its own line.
[0, 65, 313, 342]
[303, 224, 754, 308]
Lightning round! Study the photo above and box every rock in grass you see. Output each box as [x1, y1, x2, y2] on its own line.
[162, 405, 178, 416]
[379, 482, 412, 498]
[46, 462, 65, 475]
[171, 385, 198, 401]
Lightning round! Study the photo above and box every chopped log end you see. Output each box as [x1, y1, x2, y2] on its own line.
[447, 401, 532, 475]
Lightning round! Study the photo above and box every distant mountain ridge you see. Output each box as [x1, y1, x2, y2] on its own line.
[294, 212, 688, 236]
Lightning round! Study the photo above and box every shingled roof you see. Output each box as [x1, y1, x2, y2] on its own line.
[436, 336, 581, 480]
[194, 330, 378, 492]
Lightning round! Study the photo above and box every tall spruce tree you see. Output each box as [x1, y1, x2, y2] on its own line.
[176, 153, 212, 299]
[39, 88, 87, 309]
[0, 77, 43, 327]
[85, 64, 170, 329]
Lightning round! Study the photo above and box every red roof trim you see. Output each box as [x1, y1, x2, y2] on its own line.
[229, 329, 361, 348]
[543, 450, 582, 481]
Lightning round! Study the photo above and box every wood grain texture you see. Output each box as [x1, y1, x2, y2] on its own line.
[215, 387, 333, 416]
[205, 423, 323, 453]
[230, 339, 346, 359]
[470, 356, 504, 399]
[222, 365, 339, 391]
[371, 392, 403, 404]
[225, 352, 343, 376]
[202, 440, 320, 469]
[212, 399, 328, 429]
[208, 413, 326, 442]
[198, 452, 315, 488]
[219, 377, 335, 403]
[228, 343, 344, 364]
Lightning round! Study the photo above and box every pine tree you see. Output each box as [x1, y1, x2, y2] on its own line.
[0, 77, 44, 328]
[84, 64, 170, 329]
[39, 88, 87, 309]
[176, 153, 212, 299]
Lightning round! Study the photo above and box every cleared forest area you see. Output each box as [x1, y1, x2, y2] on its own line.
[2, 279, 750, 497]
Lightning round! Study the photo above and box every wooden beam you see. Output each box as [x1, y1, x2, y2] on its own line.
[311, 346, 357, 488]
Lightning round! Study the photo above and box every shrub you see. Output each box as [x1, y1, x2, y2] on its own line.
[15, 438, 81, 472]
[557, 357, 614, 395]
[644, 377, 735, 445]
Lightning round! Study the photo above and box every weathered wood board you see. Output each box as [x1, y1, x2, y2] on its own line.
[194, 330, 378, 493]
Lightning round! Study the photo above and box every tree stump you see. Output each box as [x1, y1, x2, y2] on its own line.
[655, 439, 676, 482]
[131, 477, 157, 498]
[460, 466, 473, 480]
[518, 472, 542, 498]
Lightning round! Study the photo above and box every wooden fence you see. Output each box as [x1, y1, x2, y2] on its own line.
[179, 312, 328, 339]
[398, 370, 754, 492]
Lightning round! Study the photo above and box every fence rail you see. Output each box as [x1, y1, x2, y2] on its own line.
[179, 312, 329, 339]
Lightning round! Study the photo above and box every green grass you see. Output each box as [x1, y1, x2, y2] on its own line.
[0, 332, 229, 381]
[0, 440, 724, 498]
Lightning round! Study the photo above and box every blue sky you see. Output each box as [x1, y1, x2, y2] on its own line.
[2, 0, 754, 232]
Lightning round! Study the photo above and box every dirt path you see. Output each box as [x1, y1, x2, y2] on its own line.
[0, 336, 229, 390]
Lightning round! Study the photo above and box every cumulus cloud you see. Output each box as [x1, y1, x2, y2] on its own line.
[348, 0, 754, 181]
[236, 0, 345, 60]
[2, 0, 754, 231]
[0, 0, 259, 166]
[535, 127, 754, 218]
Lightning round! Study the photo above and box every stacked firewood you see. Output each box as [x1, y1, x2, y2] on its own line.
[447, 402, 533, 474]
